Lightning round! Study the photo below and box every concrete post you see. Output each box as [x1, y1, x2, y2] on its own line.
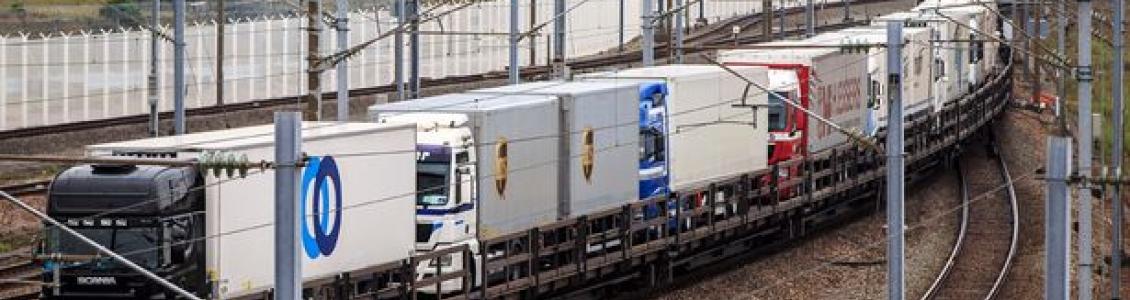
[216, 0, 224, 105]
[1046, 136, 1073, 300]
[395, 0, 405, 101]
[1056, 0, 1065, 126]
[885, 21, 904, 300]
[409, 0, 421, 98]
[641, 0, 655, 66]
[762, 0, 772, 42]
[336, 0, 349, 121]
[1076, 1, 1095, 298]
[305, 0, 323, 119]
[174, 0, 185, 135]
[149, 0, 160, 136]
[554, 0, 566, 76]
[1112, 0, 1125, 297]
[510, 0, 521, 84]
[805, 0, 813, 37]
[274, 112, 302, 300]
[620, 0, 625, 51]
[778, 2, 784, 39]
[530, 0, 537, 66]
[674, 0, 684, 63]
[1023, 0, 1032, 78]
[1032, 0, 1041, 116]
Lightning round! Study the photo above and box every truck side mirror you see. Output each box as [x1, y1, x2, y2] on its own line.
[456, 167, 474, 204]
[170, 244, 188, 265]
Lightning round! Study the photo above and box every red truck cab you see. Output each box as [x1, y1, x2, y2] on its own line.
[724, 62, 812, 198]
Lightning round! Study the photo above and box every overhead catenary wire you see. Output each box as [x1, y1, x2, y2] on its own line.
[342, 47, 890, 157]
[923, 7, 1072, 72]
[109, 52, 895, 261]
[19, 23, 998, 298]
[59, 61, 887, 258]
[104, 111, 1016, 288]
[315, 1, 477, 71]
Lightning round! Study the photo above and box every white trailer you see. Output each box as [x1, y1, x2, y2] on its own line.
[915, 2, 1001, 83]
[717, 48, 869, 154]
[876, 11, 980, 104]
[87, 122, 418, 299]
[808, 26, 935, 132]
[580, 65, 770, 192]
[371, 93, 563, 240]
[468, 81, 640, 217]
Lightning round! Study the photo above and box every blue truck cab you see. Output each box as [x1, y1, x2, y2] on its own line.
[637, 82, 670, 201]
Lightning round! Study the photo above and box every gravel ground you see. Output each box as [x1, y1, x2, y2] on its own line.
[996, 91, 1125, 297]
[0, 194, 45, 252]
[990, 108, 1051, 299]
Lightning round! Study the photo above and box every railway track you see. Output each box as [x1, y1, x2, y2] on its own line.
[920, 139, 1018, 300]
[0, 248, 41, 300]
[0, 182, 47, 300]
[0, 181, 49, 198]
[0, 0, 906, 141]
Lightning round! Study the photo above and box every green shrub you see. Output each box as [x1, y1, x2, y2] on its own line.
[99, 0, 141, 27]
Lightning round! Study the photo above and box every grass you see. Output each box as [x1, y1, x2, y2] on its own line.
[1041, 6, 1130, 164]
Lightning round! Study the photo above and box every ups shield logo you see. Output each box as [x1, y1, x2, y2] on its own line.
[494, 137, 508, 198]
[581, 127, 595, 183]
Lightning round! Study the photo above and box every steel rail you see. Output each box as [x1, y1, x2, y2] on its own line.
[919, 164, 970, 300]
[987, 141, 1019, 300]
[0, 180, 50, 198]
[920, 140, 1018, 300]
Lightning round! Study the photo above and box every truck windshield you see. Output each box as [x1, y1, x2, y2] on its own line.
[46, 227, 159, 269]
[640, 128, 665, 163]
[417, 162, 450, 206]
[768, 91, 789, 131]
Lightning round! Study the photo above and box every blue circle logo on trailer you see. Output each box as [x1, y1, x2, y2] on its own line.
[300, 156, 343, 259]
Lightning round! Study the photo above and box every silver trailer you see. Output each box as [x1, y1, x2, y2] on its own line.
[468, 81, 640, 217]
[580, 65, 770, 192]
[371, 93, 563, 239]
[809, 26, 936, 131]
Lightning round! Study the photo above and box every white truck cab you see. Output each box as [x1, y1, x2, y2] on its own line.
[375, 112, 481, 293]
[380, 113, 478, 252]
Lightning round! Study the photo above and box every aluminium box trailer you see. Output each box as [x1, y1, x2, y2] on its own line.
[919, 3, 1002, 82]
[579, 65, 770, 192]
[370, 93, 563, 239]
[468, 80, 640, 217]
[717, 47, 868, 154]
[86, 122, 418, 299]
[808, 26, 936, 130]
[875, 11, 978, 104]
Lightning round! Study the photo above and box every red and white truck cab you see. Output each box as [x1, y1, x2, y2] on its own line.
[718, 46, 869, 198]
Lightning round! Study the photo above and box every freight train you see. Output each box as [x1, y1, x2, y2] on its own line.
[35, 0, 1010, 298]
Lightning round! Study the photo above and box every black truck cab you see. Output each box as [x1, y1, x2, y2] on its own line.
[41, 164, 206, 299]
